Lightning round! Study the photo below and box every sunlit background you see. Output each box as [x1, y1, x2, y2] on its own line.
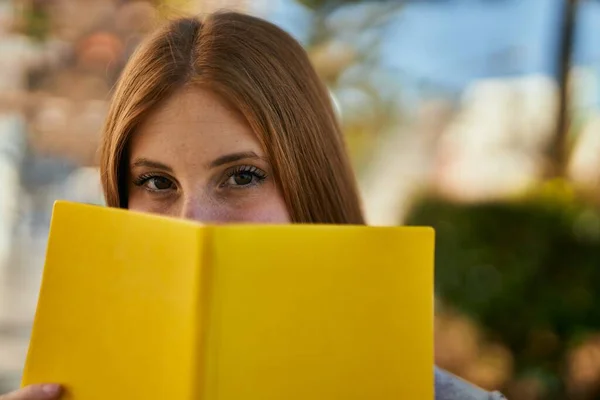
[1, 0, 600, 399]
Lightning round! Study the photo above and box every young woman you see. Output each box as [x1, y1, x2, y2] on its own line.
[2, 12, 505, 400]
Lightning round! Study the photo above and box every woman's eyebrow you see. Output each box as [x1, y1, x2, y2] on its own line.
[208, 151, 264, 168]
[130, 158, 174, 173]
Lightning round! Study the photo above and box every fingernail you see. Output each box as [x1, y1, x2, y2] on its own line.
[41, 384, 61, 395]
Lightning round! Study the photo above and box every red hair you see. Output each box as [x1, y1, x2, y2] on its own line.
[100, 12, 364, 224]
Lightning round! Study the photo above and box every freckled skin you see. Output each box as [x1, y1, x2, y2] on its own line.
[127, 87, 291, 224]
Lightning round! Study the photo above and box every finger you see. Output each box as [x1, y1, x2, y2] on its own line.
[0, 384, 62, 400]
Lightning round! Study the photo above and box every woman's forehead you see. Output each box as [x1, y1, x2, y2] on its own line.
[142, 87, 246, 126]
[130, 88, 264, 162]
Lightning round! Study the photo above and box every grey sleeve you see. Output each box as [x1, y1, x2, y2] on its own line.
[435, 367, 507, 400]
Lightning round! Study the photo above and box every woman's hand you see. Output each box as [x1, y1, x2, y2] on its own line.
[0, 384, 62, 399]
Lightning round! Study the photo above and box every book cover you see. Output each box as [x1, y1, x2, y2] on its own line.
[22, 201, 434, 399]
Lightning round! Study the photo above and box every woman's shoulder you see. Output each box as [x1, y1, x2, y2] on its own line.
[435, 367, 506, 400]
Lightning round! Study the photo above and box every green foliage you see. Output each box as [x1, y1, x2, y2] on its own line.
[23, 6, 50, 42]
[406, 191, 600, 397]
[297, 0, 395, 13]
[297, 0, 363, 10]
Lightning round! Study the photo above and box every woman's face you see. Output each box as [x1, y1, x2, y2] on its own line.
[127, 87, 291, 224]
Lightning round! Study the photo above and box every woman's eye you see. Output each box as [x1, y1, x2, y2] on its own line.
[224, 166, 267, 188]
[144, 176, 174, 191]
[232, 172, 254, 186]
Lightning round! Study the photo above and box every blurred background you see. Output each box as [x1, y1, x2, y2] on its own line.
[0, 0, 599, 398]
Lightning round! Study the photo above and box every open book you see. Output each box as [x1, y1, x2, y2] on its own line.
[22, 201, 434, 399]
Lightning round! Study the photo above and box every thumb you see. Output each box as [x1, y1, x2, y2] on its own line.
[0, 384, 62, 400]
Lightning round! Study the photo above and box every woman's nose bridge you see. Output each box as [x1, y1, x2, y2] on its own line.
[179, 191, 224, 223]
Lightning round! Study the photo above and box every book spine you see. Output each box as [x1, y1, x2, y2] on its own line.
[192, 227, 218, 400]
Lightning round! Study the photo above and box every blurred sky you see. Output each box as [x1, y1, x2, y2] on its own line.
[258, 0, 600, 101]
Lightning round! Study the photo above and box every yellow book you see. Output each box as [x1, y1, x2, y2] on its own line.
[22, 201, 434, 400]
